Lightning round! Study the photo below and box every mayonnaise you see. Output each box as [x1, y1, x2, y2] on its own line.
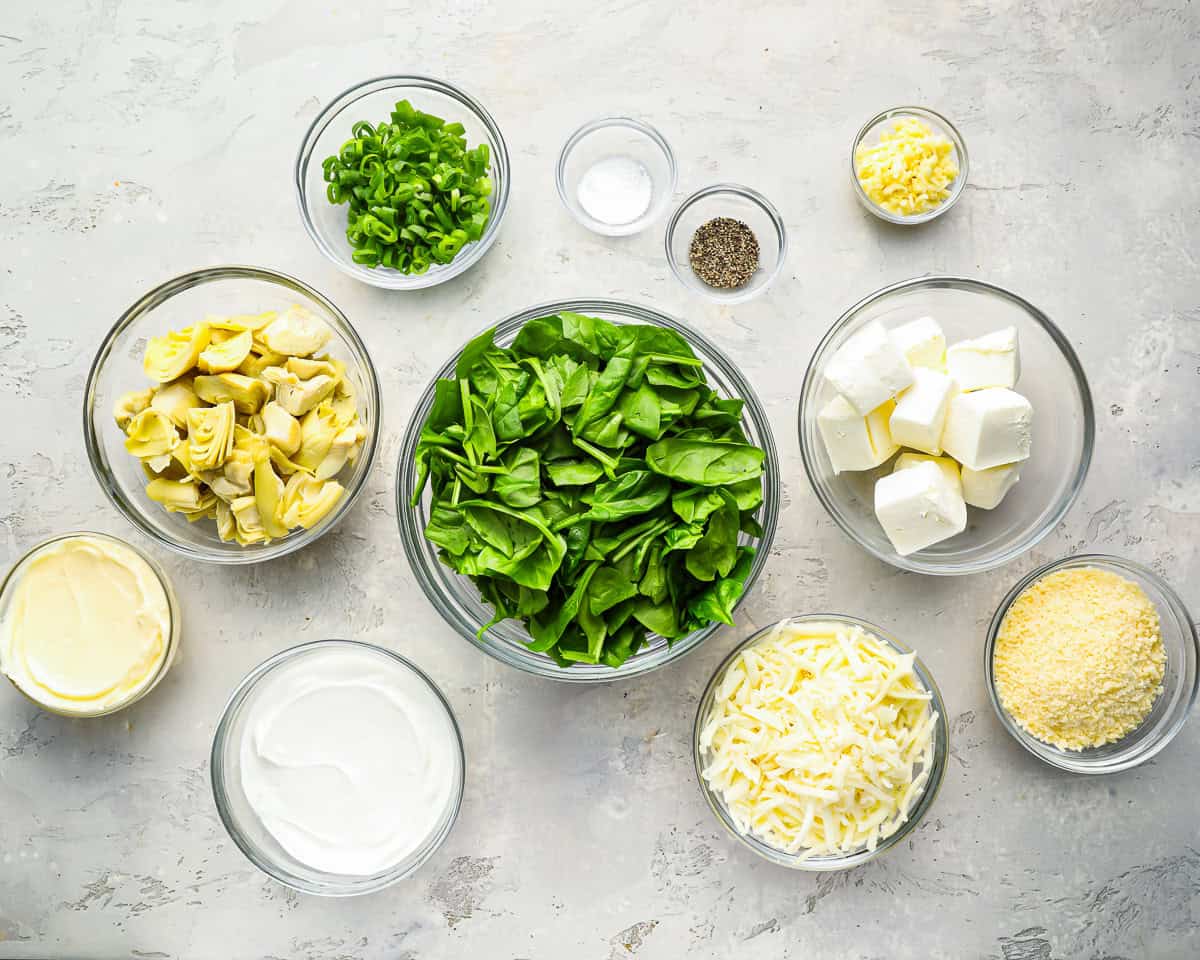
[0, 534, 175, 716]
[238, 643, 461, 877]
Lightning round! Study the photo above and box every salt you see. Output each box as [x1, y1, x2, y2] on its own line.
[576, 155, 653, 226]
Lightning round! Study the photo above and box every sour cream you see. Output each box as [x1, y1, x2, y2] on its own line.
[0, 534, 175, 716]
[237, 642, 461, 877]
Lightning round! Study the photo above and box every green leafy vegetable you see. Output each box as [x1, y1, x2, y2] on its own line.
[412, 314, 767, 668]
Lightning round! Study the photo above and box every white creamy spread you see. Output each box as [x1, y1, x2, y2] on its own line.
[239, 645, 459, 876]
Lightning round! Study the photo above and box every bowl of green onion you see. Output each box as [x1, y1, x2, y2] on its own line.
[296, 75, 511, 290]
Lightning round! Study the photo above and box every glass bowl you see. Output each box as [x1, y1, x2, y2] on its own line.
[664, 183, 787, 304]
[798, 276, 1094, 575]
[850, 105, 968, 225]
[295, 75, 511, 289]
[83, 265, 382, 564]
[210, 639, 465, 895]
[396, 298, 780, 682]
[0, 531, 181, 718]
[555, 117, 677, 237]
[985, 555, 1199, 774]
[693, 614, 948, 871]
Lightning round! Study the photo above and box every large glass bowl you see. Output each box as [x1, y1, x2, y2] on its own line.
[296, 75, 510, 290]
[985, 555, 1198, 774]
[396, 298, 781, 682]
[84, 266, 382, 564]
[693, 614, 948, 871]
[798, 276, 1094, 575]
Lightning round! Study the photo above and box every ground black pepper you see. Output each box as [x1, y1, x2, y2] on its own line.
[688, 217, 760, 289]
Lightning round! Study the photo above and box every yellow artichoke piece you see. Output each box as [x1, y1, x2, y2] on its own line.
[261, 366, 336, 417]
[125, 409, 179, 460]
[260, 305, 331, 357]
[144, 323, 211, 383]
[114, 388, 154, 430]
[193, 373, 271, 415]
[182, 495, 218, 523]
[221, 448, 256, 493]
[146, 477, 206, 512]
[207, 311, 276, 334]
[198, 329, 253, 374]
[293, 404, 339, 473]
[253, 459, 290, 539]
[281, 473, 344, 530]
[232, 425, 270, 463]
[269, 445, 306, 476]
[215, 500, 236, 542]
[285, 356, 338, 381]
[150, 379, 202, 429]
[230, 495, 269, 545]
[237, 349, 288, 378]
[261, 401, 302, 456]
[187, 400, 237, 472]
[315, 424, 365, 481]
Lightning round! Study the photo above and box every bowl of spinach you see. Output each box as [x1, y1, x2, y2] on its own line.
[397, 300, 780, 680]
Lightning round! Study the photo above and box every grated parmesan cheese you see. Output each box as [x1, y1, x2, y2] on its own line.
[993, 567, 1165, 750]
[699, 619, 937, 858]
[855, 117, 959, 216]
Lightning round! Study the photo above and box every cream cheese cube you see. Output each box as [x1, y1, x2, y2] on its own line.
[889, 316, 946, 370]
[888, 369, 957, 455]
[941, 388, 1033, 471]
[874, 460, 967, 555]
[894, 452, 962, 497]
[824, 321, 914, 415]
[817, 395, 898, 473]
[946, 326, 1020, 391]
[961, 462, 1021, 509]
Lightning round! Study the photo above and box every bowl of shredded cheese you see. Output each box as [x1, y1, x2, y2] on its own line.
[851, 106, 967, 225]
[693, 615, 947, 870]
[985, 555, 1198, 774]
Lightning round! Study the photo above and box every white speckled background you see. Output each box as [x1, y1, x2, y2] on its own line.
[2, 1, 1198, 957]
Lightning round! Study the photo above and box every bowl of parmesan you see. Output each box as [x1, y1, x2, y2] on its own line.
[693, 615, 948, 870]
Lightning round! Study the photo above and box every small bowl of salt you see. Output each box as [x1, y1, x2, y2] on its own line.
[556, 117, 677, 237]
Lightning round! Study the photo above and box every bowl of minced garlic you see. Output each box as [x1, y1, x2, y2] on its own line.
[987, 556, 1198, 773]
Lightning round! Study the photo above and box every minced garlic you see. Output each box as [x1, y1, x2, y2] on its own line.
[993, 567, 1165, 751]
[855, 116, 959, 216]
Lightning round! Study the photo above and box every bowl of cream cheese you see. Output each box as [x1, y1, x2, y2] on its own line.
[210, 639, 465, 895]
[0, 532, 179, 717]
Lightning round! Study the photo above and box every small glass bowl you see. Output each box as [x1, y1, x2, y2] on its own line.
[693, 614, 948, 871]
[0, 532, 180, 718]
[396, 298, 780, 683]
[555, 117, 677, 237]
[664, 184, 787, 304]
[985, 555, 1199, 774]
[850, 106, 968, 225]
[210, 639, 465, 896]
[798, 276, 1094, 575]
[83, 266, 382, 564]
[296, 75, 511, 289]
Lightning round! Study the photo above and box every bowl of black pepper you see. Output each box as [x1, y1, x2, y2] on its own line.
[664, 183, 787, 304]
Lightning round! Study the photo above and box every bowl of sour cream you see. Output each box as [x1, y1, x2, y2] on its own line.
[210, 640, 464, 895]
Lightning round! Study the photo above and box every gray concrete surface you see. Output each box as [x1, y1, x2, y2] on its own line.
[2, 1, 1199, 957]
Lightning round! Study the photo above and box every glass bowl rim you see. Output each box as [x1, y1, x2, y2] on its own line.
[395, 296, 781, 683]
[849, 104, 969, 225]
[554, 115, 679, 237]
[692, 612, 949, 871]
[663, 182, 788, 304]
[983, 553, 1200, 774]
[294, 73, 511, 290]
[209, 638, 466, 896]
[82, 264, 383, 565]
[0, 530, 181, 718]
[797, 274, 1095, 576]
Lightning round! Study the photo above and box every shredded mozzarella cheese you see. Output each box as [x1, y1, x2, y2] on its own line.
[700, 620, 937, 858]
[855, 117, 958, 216]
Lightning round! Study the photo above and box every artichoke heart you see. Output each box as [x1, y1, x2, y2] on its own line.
[315, 424, 367, 481]
[186, 400, 237, 471]
[237, 349, 288, 378]
[198, 329, 253, 374]
[146, 477, 206, 512]
[125, 409, 180, 460]
[253, 459, 290, 539]
[229, 495, 269, 545]
[262, 366, 337, 417]
[207, 310, 277, 334]
[261, 401, 302, 456]
[281, 473, 344, 530]
[259, 305, 332, 357]
[215, 499, 236, 542]
[193, 373, 271, 414]
[232, 425, 270, 463]
[114, 388, 153, 430]
[144, 323, 211, 383]
[150, 379, 202, 429]
[285, 356, 338, 381]
[222, 447, 257, 492]
[269, 445, 306, 476]
[293, 404, 340, 473]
